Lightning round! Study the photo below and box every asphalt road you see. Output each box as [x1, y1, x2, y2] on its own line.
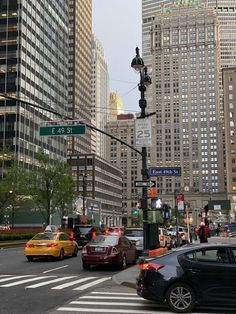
[0, 246, 118, 314]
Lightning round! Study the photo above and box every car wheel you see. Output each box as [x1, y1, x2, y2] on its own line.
[166, 283, 196, 313]
[72, 246, 78, 257]
[58, 249, 64, 260]
[27, 256, 34, 262]
[82, 262, 90, 270]
[120, 255, 127, 270]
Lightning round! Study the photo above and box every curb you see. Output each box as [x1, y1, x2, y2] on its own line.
[0, 242, 26, 249]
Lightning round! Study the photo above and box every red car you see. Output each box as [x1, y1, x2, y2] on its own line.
[81, 235, 136, 270]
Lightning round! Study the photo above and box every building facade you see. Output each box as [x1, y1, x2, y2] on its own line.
[67, 153, 123, 227]
[67, 0, 92, 155]
[106, 114, 142, 224]
[0, 0, 69, 171]
[91, 34, 109, 159]
[150, 5, 226, 209]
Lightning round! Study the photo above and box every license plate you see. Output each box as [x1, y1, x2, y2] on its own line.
[95, 247, 104, 252]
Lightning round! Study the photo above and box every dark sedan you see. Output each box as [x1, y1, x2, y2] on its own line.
[81, 235, 136, 270]
[137, 244, 236, 313]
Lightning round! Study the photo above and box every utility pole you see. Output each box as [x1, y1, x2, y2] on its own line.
[131, 47, 152, 254]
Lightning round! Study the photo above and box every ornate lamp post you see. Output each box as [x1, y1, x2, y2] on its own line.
[131, 47, 152, 253]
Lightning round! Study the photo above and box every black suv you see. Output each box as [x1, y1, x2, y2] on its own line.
[72, 225, 100, 247]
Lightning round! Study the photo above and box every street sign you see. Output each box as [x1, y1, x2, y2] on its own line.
[135, 180, 156, 188]
[40, 125, 86, 136]
[177, 194, 185, 212]
[149, 167, 181, 176]
[135, 119, 152, 147]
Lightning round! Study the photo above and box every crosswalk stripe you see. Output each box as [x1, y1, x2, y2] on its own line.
[51, 277, 96, 290]
[73, 277, 111, 291]
[71, 301, 161, 307]
[26, 276, 77, 288]
[57, 307, 162, 313]
[0, 276, 55, 287]
[80, 296, 142, 300]
[0, 275, 35, 283]
[91, 292, 137, 296]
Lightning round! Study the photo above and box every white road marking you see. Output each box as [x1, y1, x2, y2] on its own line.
[26, 276, 77, 288]
[80, 295, 142, 300]
[0, 275, 35, 283]
[91, 292, 137, 296]
[43, 265, 69, 273]
[57, 308, 162, 313]
[73, 277, 111, 291]
[71, 301, 160, 307]
[51, 277, 97, 290]
[0, 276, 55, 287]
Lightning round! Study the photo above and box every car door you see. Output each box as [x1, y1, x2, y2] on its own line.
[180, 246, 236, 305]
[121, 237, 134, 263]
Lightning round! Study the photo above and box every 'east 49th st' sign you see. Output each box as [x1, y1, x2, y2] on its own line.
[40, 125, 86, 136]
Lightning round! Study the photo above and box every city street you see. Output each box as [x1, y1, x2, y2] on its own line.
[0, 246, 236, 314]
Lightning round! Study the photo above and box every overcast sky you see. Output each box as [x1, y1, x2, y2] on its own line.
[92, 0, 142, 114]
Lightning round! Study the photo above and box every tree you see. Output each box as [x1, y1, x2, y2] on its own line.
[30, 151, 75, 225]
[0, 157, 32, 227]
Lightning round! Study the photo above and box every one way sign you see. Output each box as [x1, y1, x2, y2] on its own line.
[135, 181, 156, 188]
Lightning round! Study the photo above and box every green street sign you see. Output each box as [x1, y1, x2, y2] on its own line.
[40, 125, 86, 136]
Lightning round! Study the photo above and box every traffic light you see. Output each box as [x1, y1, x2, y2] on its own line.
[149, 187, 157, 198]
[132, 209, 139, 216]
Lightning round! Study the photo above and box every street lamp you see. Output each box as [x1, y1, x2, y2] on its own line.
[131, 47, 152, 254]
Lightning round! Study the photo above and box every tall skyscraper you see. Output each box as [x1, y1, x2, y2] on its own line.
[143, 1, 236, 69]
[150, 4, 225, 209]
[91, 34, 109, 159]
[0, 0, 69, 171]
[67, 0, 92, 155]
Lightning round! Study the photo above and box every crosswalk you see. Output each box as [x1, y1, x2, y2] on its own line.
[56, 291, 168, 313]
[0, 275, 111, 292]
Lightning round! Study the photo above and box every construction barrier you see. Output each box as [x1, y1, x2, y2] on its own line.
[148, 247, 168, 257]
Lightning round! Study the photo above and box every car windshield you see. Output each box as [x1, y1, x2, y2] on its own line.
[124, 229, 143, 237]
[90, 235, 119, 245]
[75, 227, 92, 234]
[32, 233, 57, 240]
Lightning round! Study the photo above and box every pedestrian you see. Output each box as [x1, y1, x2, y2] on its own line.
[223, 227, 229, 237]
[197, 222, 210, 243]
[216, 223, 221, 236]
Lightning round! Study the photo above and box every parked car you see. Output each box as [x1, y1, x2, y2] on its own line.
[137, 243, 236, 313]
[25, 232, 78, 261]
[70, 224, 100, 247]
[81, 235, 136, 270]
[123, 228, 143, 256]
[104, 226, 124, 235]
[159, 227, 171, 249]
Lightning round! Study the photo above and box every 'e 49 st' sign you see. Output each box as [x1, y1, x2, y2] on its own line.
[149, 167, 181, 177]
[40, 125, 86, 136]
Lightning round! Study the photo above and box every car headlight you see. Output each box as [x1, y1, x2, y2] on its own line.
[135, 240, 140, 246]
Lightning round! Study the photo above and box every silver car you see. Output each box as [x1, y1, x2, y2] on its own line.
[124, 228, 143, 257]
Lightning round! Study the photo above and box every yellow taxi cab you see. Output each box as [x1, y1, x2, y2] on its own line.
[25, 231, 78, 262]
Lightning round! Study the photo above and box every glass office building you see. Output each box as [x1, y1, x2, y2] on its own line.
[0, 0, 69, 171]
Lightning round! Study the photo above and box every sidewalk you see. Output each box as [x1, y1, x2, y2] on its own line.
[112, 264, 139, 289]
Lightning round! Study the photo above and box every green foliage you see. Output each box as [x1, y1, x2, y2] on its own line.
[30, 151, 75, 225]
[0, 156, 31, 212]
[0, 232, 36, 241]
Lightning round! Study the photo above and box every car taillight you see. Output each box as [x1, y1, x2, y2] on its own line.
[139, 262, 164, 271]
[82, 246, 87, 254]
[69, 232, 74, 239]
[91, 231, 96, 238]
[111, 247, 118, 255]
[47, 243, 57, 248]
[26, 243, 33, 248]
